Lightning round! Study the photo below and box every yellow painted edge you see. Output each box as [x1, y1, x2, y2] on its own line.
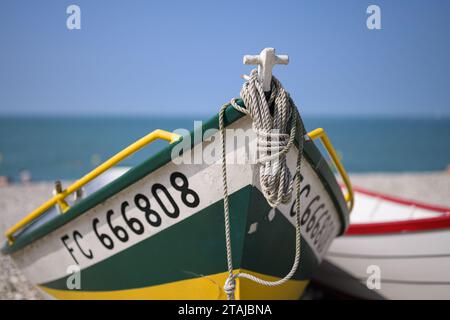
[5, 130, 181, 244]
[38, 269, 308, 300]
[307, 127, 354, 213]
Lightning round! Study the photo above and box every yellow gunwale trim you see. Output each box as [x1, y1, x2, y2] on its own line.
[5, 129, 181, 245]
[307, 128, 354, 212]
[38, 269, 308, 300]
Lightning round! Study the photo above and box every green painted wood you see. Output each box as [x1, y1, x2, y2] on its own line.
[241, 186, 319, 279]
[41, 185, 251, 291]
[40, 185, 319, 291]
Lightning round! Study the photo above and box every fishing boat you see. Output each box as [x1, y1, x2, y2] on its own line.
[2, 48, 352, 300]
[313, 186, 450, 300]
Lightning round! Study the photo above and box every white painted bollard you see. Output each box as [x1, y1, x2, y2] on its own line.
[243, 48, 289, 92]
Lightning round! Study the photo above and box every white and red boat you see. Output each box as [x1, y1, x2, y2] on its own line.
[313, 186, 450, 300]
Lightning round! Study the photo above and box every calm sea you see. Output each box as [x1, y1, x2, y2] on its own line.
[0, 115, 449, 181]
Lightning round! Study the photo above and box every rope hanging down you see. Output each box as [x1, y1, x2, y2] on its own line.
[219, 69, 307, 300]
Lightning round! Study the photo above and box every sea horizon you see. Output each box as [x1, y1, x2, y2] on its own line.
[1, 116, 449, 182]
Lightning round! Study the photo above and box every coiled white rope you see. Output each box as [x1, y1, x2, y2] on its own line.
[219, 70, 306, 300]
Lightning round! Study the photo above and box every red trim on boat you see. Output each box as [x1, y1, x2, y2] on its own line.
[345, 186, 450, 235]
[347, 215, 450, 235]
[352, 186, 450, 214]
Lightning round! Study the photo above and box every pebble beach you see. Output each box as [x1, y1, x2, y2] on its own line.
[0, 172, 449, 300]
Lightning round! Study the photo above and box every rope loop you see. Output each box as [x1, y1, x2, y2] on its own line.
[220, 70, 306, 300]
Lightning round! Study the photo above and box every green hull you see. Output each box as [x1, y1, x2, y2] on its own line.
[38, 186, 318, 299]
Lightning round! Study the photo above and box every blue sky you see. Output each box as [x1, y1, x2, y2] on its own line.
[0, 0, 449, 117]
